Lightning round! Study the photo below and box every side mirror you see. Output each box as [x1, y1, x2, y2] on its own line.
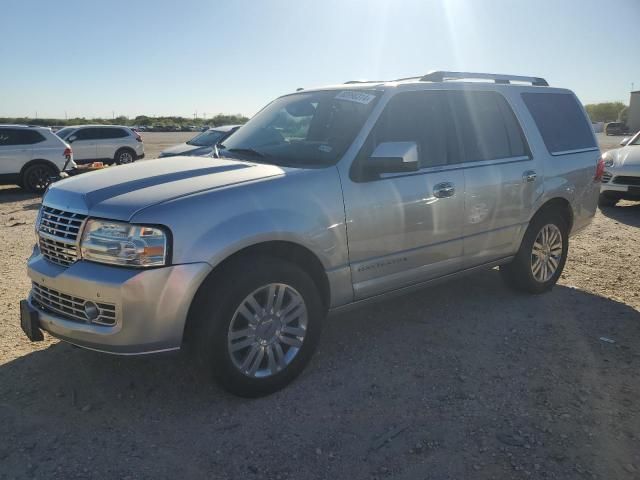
[367, 141, 419, 175]
[68, 135, 77, 143]
[620, 137, 630, 146]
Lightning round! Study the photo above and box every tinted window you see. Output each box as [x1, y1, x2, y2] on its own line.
[361, 91, 459, 168]
[55, 127, 75, 140]
[0, 129, 45, 145]
[187, 130, 225, 147]
[450, 91, 527, 162]
[74, 128, 102, 140]
[521, 92, 597, 154]
[98, 128, 129, 139]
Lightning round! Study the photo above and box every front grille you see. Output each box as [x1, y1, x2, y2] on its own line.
[37, 206, 87, 266]
[601, 172, 612, 183]
[31, 282, 117, 326]
[613, 175, 640, 187]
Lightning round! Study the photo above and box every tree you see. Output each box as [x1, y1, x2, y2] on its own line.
[584, 102, 627, 123]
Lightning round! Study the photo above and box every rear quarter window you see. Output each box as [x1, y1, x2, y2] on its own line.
[521, 92, 597, 155]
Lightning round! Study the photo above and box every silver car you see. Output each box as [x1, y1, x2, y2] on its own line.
[22, 71, 602, 396]
[158, 125, 241, 158]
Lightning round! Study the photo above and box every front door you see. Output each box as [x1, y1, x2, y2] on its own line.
[342, 90, 466, 300]
[0, 128, 32, 175]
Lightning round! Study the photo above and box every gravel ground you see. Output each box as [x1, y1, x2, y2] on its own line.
[0, 133, 638, 479]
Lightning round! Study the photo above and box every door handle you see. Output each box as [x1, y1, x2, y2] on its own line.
[433, 182, 455, 198]
[523, 170, 537, 183]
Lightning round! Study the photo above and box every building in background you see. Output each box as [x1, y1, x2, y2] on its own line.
[629, 90, 640, 132]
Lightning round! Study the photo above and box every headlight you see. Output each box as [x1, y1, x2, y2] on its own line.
[80, 219, 169, 267]
[604, 157, 615, 167]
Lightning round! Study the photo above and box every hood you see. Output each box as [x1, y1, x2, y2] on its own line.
[45, 156, 287, 221]
[605, 145, 640, 167]
[160, 143, 210, 157]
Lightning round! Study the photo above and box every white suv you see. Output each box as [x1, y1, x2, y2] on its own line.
[55, 125, 144, 165]
[0, 125, 75, 193]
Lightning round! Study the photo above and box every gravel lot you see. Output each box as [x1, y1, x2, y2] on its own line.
[0, 133, 638, 479]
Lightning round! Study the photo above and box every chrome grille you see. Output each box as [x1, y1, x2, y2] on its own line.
[601, 172, 612, 183]
[31, 282, 117, 326]
[37, 206, 87, 266]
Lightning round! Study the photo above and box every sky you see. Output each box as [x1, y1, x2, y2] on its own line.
[1, 0, 639, 119]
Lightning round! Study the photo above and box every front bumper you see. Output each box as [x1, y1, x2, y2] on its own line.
[25, 249, 211, 354]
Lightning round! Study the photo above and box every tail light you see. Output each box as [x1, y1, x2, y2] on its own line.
[63, 147, 72, 159]
[134, 132, 142, 142]
[594, 156, 605, 182]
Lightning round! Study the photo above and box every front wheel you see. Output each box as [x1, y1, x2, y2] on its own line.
[500, 211, 569, 294]
[598, 194, 618, 208]
[190, 256, 324, 397]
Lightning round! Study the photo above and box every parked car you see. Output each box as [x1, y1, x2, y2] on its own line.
[0, 124, 75, 193]
[605, 122, 629, 136]
[599, 130, 640, 206]
[158, 125, 241, 158]
[21, 71, 601, 397]
[55, 125, 144, 165]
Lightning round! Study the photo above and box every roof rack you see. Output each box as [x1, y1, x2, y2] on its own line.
[343, 80, 387, 84]
[420, 71, 548, 86]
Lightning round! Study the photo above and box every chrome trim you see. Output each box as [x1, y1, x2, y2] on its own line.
[30, 281, 117, 326]
[550, 147, 600, 156]
[37, 205, 87, 267]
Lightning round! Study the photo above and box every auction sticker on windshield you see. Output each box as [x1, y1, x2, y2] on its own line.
[335, 91, 377, 104]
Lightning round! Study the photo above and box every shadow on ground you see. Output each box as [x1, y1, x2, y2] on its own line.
[1, 269, 639, 479]
[599, 201, 640, 227]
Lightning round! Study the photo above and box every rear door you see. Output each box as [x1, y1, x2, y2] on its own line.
[69, 128, 99, 162]
[343, 90, 466, 299]
[448, 90, 538, 268]
[96, 127, 130, 159]
[0, 128, 34, 175]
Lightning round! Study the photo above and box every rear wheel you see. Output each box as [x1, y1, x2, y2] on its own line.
[22, 163, 56, 193]
[500, 211, 568, 294]
[189, 255, 324, 397]
[114, 148, 135, 165]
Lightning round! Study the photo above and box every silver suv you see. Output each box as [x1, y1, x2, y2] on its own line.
[21, 71, 602, 396]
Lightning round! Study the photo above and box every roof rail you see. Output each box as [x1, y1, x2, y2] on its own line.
[420, 71, 549, 87]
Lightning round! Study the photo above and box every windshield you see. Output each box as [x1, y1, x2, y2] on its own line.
[630, 132, 640, 146]
[55, 127, 75, 139]
[220, 90, 380, 167]
[187, 130, 226, 147]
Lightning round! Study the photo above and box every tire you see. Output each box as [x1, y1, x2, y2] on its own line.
[22, 163, 56, 194]
[598, 194, 618, 208]
[114, 148, 136, 165]
[189, 255, 324, 397]
[500, 210, 569, 294]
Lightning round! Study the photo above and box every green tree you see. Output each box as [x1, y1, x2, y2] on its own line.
[584, 102, 627, 123]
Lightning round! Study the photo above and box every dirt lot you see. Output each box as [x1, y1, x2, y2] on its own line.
[0, 133, 638, 479]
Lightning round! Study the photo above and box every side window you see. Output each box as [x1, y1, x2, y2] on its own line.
[99, 128, 129, 139]
[75, 128, 101, 140]
[449, 91, 527, 162]
[361, 91, 459, 169]
[20, 130, 46, 144]
[0, 129, 15, 146]
[0, 129, 44, 146]
[521, 92, 597, 154]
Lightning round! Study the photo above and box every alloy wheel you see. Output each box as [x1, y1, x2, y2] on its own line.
[531, 224, 563, 282]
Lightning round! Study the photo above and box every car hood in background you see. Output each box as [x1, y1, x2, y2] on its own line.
[159, 143, 212, 157]
[607, 146, 640, 167]
[44, 156, 289, 221]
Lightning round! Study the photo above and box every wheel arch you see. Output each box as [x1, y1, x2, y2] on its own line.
[531, 197, 574, 231]
[183, 240, 331, 341]
[19, 158, 60, 181]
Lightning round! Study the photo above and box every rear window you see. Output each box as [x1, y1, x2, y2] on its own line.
[521, 93, 597, 155]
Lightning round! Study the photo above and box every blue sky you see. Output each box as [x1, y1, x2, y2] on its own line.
[1, 0, 638, 119]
